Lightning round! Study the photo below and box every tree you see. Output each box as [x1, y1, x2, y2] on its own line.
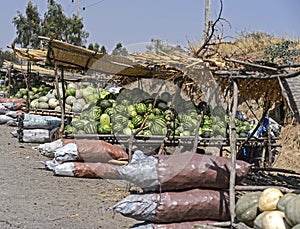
[100, 45, 107, 54]
[41, 0, 89, 46]
[12, 1, 41, 48]
[111, 43, 128, 56]
[0, 49, 19, 67]
[87, 42, 100, 52]
[12, 0, 89, 48]
[146, 38, 185, 54]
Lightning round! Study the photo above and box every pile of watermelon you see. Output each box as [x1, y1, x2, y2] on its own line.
[65, 86, 255, 138]
[1, 78, 53, 102]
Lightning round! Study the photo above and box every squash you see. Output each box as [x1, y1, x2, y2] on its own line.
[75, 89, 83, 99]
[65, 96, 76, 106]
[284, 195, 300, 227]
[262, 211, 290, 229]
[38, 96, 49, 103]
[38, 102, 49, 109]
[235, 191, 262, 227]
[48, 98, 59, 109]
[259, 188, 283, 212]
[254, 211, 272, 229]
[292, 224, 300, 229]
[72, 102, 83, 113]
[65, 104, 72, 112]
[277, 193, 297, 212]
[30, 99, 39, 109]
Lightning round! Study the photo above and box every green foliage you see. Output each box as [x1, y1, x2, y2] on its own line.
[12, 0, 89, 48]
[111, 43, 128, 56]
[100, 45, 107, 54]
[0, 49, 19, 67]
[264, 40, 300, 64]
[87, 43, 107, 54]
[88, 42, 100, 52]
[146, 38, 185, 54]
[12, 1, 41, 48]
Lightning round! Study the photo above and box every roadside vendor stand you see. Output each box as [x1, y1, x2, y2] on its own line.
[5, 37, 300, 228]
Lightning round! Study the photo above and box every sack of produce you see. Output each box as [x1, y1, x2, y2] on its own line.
[0, 104, 9, 114]
[44, 139, 128, 170]
[0, 114, 13, 124]
[0, 98, 26, 110]
[109, 189, 230, 223]
[114, 151, 251, 192]
[22, 114, 61, 130]
[20, 129, 51, 143]
[61, 139, 128, 162]
[35, 139, 63, 158]
[53, 162, 120, 179]
[130, 221, 217, 229]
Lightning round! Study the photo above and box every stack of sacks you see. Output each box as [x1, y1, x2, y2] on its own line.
[18, 113, 61, 143]
[109, 151, 252, 228]
[0, 111, 19, 126]
[37, 139, 128, 179]
[0, 98, 26, 113]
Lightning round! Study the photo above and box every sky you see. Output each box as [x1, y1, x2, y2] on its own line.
[1, 0, 300, 53]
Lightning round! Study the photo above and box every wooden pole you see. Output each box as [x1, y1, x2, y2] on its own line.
[204, 0, 211, 40]
[229, 79, 238, 225]
[7, 64, 12, 98]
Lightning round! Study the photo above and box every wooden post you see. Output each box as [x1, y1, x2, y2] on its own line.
[50, 45, 64, 139]
[7, 63, 12, 98]
[25, 62, 31, 113]
[204, 0, 211, 40]
[229, 79, 238, 225]
[267, 113, 272, 167]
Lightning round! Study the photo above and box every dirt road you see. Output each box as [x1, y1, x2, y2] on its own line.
[0, 125, 139, 229]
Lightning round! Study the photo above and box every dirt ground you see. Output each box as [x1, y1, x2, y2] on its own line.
[1, 123, 299, 229]
[0, 125, 140, 229]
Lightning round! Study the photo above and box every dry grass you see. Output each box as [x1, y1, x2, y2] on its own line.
[191, 32, 300, 63]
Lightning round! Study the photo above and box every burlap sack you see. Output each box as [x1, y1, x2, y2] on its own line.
[62, 139, 128, 162]
[111, 189, 230, 223]
[157, 151, 251, 191]
[131, 220, 217, 229]
[115, 151, 251, 192]
[73, 162, 120, 179]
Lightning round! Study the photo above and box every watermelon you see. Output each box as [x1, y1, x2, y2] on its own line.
[112, 122, 124, 134]
[152, 108, 162, 116]
[84, 122, 98, 134]
[100, 113, 110, 126]
[121, 99, 131, 106]
[88, 106, 102, 121]
[132, 115, 144, 128]
[104, 107, 114, 116]
[97, 123, 112, 134]
[66, 125, 76, 135]
[111, 114, 128, 127]
[127, 105, 137, 118]
[135, 103, 147, 115]
[123, 127, 132, 136]
[66, 87, 76, 97]
[84, 93, 99, 104]
[114, 104, 127, 114]
[98, 99, 113, 111]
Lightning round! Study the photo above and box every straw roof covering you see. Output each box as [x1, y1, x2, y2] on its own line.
[8, 46, 47, 63]
[8, 36, 300, 111]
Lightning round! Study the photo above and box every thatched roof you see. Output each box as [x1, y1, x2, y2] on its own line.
[8, 37, 300, 116]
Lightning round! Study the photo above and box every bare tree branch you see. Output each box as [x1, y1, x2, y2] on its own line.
[194, 0, 224, 57]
